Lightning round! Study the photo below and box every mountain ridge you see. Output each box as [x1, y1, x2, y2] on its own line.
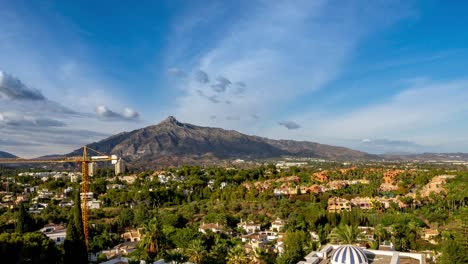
[66, 116, 376, 167]
[0, 151, 17, 159]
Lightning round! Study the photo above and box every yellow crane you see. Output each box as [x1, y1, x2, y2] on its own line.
[0, 146, 118, 249]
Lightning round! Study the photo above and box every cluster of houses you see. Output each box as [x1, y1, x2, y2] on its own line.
[18, 171, 83, 182]
[327, 196, 408, 213]
[244, 174, 370, 197]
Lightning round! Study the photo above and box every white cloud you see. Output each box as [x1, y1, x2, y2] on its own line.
[0, 5, 144, 156]
[96, 105, 139, 121]
[316, 80, 468, 139]
[167, 1, 411, 134]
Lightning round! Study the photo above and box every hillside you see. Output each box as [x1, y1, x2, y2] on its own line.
[0, 151, 17, 159]
[67, 116, 376, 167]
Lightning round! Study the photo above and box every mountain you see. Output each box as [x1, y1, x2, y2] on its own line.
[67, 116, 376, 167]
[0, 151, 17, 158]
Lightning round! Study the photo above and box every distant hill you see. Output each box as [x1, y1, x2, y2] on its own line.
[382, 152, 468, 162]
[67, 116, 376, 167]
[0, 151, 17, 159]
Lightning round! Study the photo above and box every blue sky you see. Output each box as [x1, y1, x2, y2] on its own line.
[1, 0, 468, 157]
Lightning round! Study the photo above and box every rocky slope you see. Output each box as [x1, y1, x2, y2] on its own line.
[68, 116, 376, 166]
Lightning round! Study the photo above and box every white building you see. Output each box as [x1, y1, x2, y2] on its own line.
[39, 224, 67, 244]
[270, 218, 286, 232]
[88, 162, 98, 177]
[238, 220, 261, 234]
[298, 244, 426, 264]
[87, 199, 102, 209]
[115, 158, 125, 175]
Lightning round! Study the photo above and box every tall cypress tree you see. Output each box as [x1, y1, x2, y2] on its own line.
[64, 191, 88, 264]
[16, 202, 32, 233]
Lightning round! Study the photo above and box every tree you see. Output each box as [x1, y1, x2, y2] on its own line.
[64, 191, 88, 264]
[277, 230, 310, 264]
[185, 239, 207, 264]
[16, 202, 33, 233]
[374, 224, 388, 248]
[328, 224, 362, 244]
[139, 217, 167, 261]
[0, 232, 61, 264]
[438, 238, 468, 264]
[226, 244, 248, 264]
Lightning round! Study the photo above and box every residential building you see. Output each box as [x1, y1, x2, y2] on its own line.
[87, 199, 102, 209]
[88, 162, 97, 177]
[238, 220, 261, 233]
[350, 197, 373, 210]
[115, 158, 125, 175]
[422, 229, 439, 244]
[121, 228, 142, 242]
[328, 197, 351, 213]
[39, 224, 66, 244]
[198, 222, 227, 234]
[270, 218, 286, 232]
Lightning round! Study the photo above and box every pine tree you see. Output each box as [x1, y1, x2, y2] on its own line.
[15, 202, 32, 233]
[64, 191, 88, 264]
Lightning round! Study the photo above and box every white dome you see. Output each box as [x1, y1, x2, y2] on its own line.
[331, 245, 368, 264]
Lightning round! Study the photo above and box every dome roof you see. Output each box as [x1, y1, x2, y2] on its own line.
[331, 245, 368, 264]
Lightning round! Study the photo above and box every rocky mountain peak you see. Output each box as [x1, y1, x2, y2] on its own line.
[161, 116, 181, 126]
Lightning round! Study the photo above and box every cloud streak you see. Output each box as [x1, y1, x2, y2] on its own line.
[194, 70, 209, 83]
[169, 1, 410, 135]
[0, 70, 45, 100]
[278, 121, 301, 130]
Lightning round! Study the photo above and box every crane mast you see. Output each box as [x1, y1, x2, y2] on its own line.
[0, 146, 117, 250]
[81, 146, 90, 249]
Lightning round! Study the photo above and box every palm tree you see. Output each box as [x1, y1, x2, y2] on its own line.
[226, 244, 249, 264]
[185, 239, 206, 264]
[249, 248, 268, 264]
[139, 218, 165, 261]
[374, 224, 387, 247]
[328, 224, 363, 244]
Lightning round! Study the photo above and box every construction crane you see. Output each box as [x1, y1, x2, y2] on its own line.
[0, 146, 118, 249]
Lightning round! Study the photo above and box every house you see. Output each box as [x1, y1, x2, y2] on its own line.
[422, 229, 439, 244]
[270, 218, 286, 232]
[327, 197, 351, 213]
[37, 189, 54, 199]
[102, 241, 138, 259]
[312, 171, 329, 183]
[310, 232, 320, 241]
[350, 197, 373, 210]
[121, 228, 142, 242]
[242, 233, 268, 251]
[2, 194, 14, 202]
[198, 222, 226, 234]
[24, 186, 37, 194]
[59, 200, 73, 207]
[87, 199, 102, 209]
[238, 220, 261, 233]
[70, 173, 82, 183]
[15, 195, 29, 204]
[29, 203, 48, 213]
[39, 223, 67, 244]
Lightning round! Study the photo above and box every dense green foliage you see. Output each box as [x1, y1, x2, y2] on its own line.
[0, 163, 467, 263]
[64, 192, 88, 264]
